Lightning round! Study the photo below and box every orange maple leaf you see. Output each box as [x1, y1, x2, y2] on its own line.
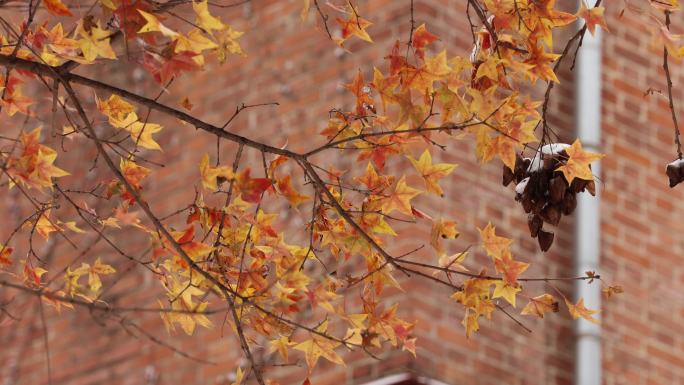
[381, 176, 421, 216]
[521, 294, 559, 318]
[494, 249, 529, 285]
[354, 162, 395, 192]
[576, 1, 608, 36]
[346, 70, 375, 116]
[556, 139, 604, 184]
[334, 6, 372, 47]
[276, 175, 310, 207]
[44, 0, 73, 17]
[0, 244, 13, 267]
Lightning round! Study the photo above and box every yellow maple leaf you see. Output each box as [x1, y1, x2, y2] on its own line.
[199, 153, 234, 190]
[111, 112, 163, 151]
[478, 222, 513, 260]
[408, 149, 457, 196]
[76, 19, 116, 62]
[430, 218, 459, 255]
[35, 211, 60, 240]
[137, 10, 179, 38]
[193, 0, 225, 31]
[492, 281, 521, 307]
[175, 29, 218, 54]
[268, 336, 294, 361]
[294, 320, 344, 371]
[565, 297, 600, 324]
[96, 94, 135, 122]
[381, 176, 421, 216]
[556, 139, 604, 184]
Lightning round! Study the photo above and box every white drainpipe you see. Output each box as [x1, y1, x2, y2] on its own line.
[574, 10, 602, 385]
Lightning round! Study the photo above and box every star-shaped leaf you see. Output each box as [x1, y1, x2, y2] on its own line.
[408, 150, 457, 196]
[556, 139, 604, 184]
[521, 294, 559, 318]
[381, 176, 421, 216]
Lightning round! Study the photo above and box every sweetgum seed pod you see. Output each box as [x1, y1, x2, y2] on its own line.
[549, 175, 567, 204]
[586, 180, 596, 196]
[528, 214, 542, 238]
[538, 230, 554, 252]
[541, 204, 562, 226]
[503, 164, 515, 187]
[521, 194, 534, 213]
[561, 191, 577, 215]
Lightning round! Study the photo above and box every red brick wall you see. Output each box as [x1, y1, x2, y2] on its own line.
[1, 1, 683, 385]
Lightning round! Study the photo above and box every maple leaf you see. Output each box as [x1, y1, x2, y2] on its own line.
[462, 309, 480, 337]
[556, 139, 604, 184]
[0, 244, 13, 267]
[193, 0, 226, 31]
[137, 10, 179, 38]
[143, 51, 203, 84]
[412, 23, 438, 59]
[214, 25, 245, 64]
[430, 218, 459, 255]
[1, 85, 32, 116]
[269, 336, 294, 361]
[23, 264, 48, 286]
[44, 0, 73, 16]
[492, 281, 520, 307]
[175, 29, 218, 54]
[408, 150, 457, 196]
[523, 42, 560, 83]
[370, 67, 399, 112]
[576, 1, 608, 36]
[521, 294, 559, 318]
[435, 83, 468, 124]
[401, 50, 451, 93]
[97, 94, 135, 122]
[381, 176, 421, 216]
[68, 258, 116, 297]
[111, 112, 163, 151]
[294, 321, 344, 372]
[354, 162, 394, 192]
[565, 297, 600, 324]
[199, 153, 234, 190]
[235, 169, 272, 203]
[276, 175, 310, 207]
[334, 6, 373, 47]
[159, 277, 213, 335]
[10, 129, 71, 190]
[346, 70, 374, 116]
[120, 158, 150, 190]
[436, 251, 468, 273]
[110, 0, 154, 40]
[34, 211, 60, 240]
[478, 222, 513, 260]
[76, 19, 117, 62]
[494, 249, 529, 285]
[603, 285, 624, 299]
